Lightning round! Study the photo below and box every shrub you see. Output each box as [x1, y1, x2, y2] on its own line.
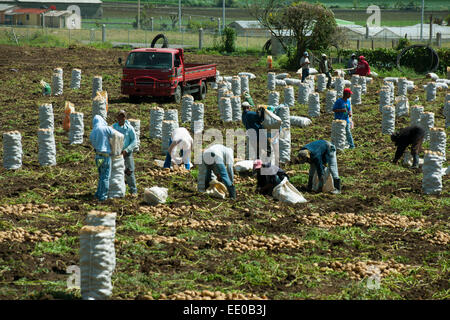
[221, 27, 236, 53]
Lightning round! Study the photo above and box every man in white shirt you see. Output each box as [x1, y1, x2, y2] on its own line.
[163, 127, 193, 170]
[299, 51, 310, 82]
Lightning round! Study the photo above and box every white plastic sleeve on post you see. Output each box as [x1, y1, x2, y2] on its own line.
[426, 82, 437, 102]
[69, 112, 84, 145]
[3, 131, 22, 170]
[128, 119, 140, 152]
[108, 155, 126, 199]
[181, 95, 194, 123]
[149, 107, 164, 139]
[268, 91, 280, 107]
[39, 103, 54, 131]
[422, 151, 443, 195]
[326, 90, 337, 114]
[191, 103, 204, 134]
[410, 105, 424, 127]
[298, 83, 310, 105]
[267, 72, 276, 91]
[92, 76, 102, 99]
[395, 96, 409, 118]
[379, 88, 391, 112]
[231, 76, 241, 96]
[161, 120, 179, 154]
[231, 96, 242, 122]
[290, 116, 312, 128]
[308, 93, 320, 118]
[317, 74, 327, 92]
[284, 86, 295, 108]
[240, 75, 249, 93]
[52, 72, 63, 96]
[80, 226, 114, 300]
[420, 112, 434, 141]
[331, 120, 348, 150]
[352, 85, 362, 105]
[220, 97, 233, 122]
[92, 94, 107, 120]
[38, 128, 56, 166]
[164, 109, 179, 123]
[382, 106, 395, 135]
[71, 68, 82, 89]
[429, 128, 446, 159]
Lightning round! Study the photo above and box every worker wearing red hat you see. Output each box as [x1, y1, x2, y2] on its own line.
[355, 55, 371, 76]
[333, 88, 355, 149]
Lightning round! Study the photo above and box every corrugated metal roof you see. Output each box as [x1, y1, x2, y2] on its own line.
[0, 4, 15, 10]
[229, 21, 265, 29]
[13, 8, 48, 14]
[44, 10, 72, 17]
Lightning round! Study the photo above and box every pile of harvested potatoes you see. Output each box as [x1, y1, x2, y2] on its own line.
[0, 227, 61, 243]
[141, 290, 268, 300]
[317, 259, 411, 280]
[135, 234, 187, 245]
[221, 235, 315, 252]
[422, 230, 449, 245]
[147, 166, 189, 177]
[165, 218, 232, 230]
[297, 212, 427, 229]
[0, 203, 63, 217]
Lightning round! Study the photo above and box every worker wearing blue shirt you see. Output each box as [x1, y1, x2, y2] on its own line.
[112, 110, 138, 197]
[242, 103, 265, 159]
[90, 115, 114, 201]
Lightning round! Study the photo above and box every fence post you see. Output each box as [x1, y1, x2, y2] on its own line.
[371, 39, 374, 49]
[151, 17, 154, 32]
[436, 32, 441, 48]
[102, 24, 106, 42]
[198, 27, 203, 49]
[356, 39, 360, 50]
[68, 28, 71, 44]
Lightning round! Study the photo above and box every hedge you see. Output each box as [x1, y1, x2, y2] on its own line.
[337, 47, 449, 74]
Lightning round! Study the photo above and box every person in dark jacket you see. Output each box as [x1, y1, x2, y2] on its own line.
[242, 104, 265, 158]
[391, 125, 425, 168]
[297, 140, 341, 194]
[253, 159, 288, 195]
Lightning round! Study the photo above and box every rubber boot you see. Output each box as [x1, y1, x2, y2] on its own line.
[331, 178, 341, 194]
[228, 185, 236, 199]
[412, 154, 419, 169]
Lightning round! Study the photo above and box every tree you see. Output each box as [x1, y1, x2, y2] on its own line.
[246, 1, 341, 69]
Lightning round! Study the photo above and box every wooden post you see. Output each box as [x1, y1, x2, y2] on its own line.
[198, 27, 203, 50]
[356, 39, 360, 50]
[436, 32, 441, 48]
[429, 15, 432, 45]
[371, 39, 374, 50]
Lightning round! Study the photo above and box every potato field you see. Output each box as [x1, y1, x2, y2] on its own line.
[0, 44, 448, 300]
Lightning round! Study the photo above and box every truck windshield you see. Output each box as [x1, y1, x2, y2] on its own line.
[125, 52, 172, 69]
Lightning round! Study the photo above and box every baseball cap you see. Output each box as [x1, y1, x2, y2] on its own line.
[242, 101, 251, 107]
[118, 109, 127, 117]
[322, 53, 327, 58]
[304, 51, 309, 56]
[344, 88, 353, 95]
[253, 159, 263, 170]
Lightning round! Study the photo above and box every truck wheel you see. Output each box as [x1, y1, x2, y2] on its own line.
[151, 34, 169, 48]
[195, 82, 207, 100]
[173, 85, 182, 104]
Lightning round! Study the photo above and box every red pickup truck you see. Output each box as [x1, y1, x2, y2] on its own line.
[120, 48, 217, 103]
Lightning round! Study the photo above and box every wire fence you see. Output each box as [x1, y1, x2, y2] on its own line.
[0, 25, 449, 51]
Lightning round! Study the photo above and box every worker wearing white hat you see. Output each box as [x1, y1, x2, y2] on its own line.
[299, 51, 310, 82]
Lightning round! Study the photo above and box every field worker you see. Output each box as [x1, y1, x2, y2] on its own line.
[355, 55, 371, 76]
[299, 51, 310, 82]
[242, 103, 265, 159]
[253, 159, 289, 196]
[333, 88, 355, 149]
[198, 144, 236, 199]
[112, 110, 138, 197]
[297, 140, 341, 194]
[163, 127, 193, 170]
[347, 53, 358, 75]
[243, 90, 255, 107]
[391, 125, 425, 169]
[90, 115, 114, 201]
[319, 53, 333, 89]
